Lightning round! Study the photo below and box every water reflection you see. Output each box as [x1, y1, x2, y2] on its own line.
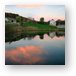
[5, 31, 65, 65]
[6, 31, 65, 42]
[6, 46, 47, 65]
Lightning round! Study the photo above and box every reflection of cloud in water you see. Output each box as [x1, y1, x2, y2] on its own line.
[6, 46, 47, 65]
[34, 34, 64, 40]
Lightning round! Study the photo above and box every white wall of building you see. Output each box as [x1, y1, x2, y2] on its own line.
[50, 19, 56, 26]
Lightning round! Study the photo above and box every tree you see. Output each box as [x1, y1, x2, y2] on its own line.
[16, 16, 23, 25]
[5, 13, 19, 18]
[40, 17, 44, 23]
[16, 16, 21, 22]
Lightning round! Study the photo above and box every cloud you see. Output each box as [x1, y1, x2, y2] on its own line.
[5, 5, 65, 21]
[16, 4, 42, 8]
[6, 46, 47, 64]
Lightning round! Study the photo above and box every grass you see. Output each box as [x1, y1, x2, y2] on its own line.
[5, 21, 65, 42]
[22, 21, 57, 31]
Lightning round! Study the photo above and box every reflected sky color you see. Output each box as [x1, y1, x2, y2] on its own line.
[5, 34, 65, 65]
[34, 34, 64, 40]
[5, 5, 65, 21]
[6, 46, 47, 65]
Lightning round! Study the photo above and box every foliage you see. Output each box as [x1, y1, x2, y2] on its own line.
[16, 16, 23, 25]
[5, 13, 19, 18]
[5, 13, 65, 42]
[16, 16, 21, 22]
[5, 24, 22, 42]
[22, 21, 57, 30]
[40, 17, 44, 23]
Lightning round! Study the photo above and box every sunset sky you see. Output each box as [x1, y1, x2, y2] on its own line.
[5, 5, 65, 21]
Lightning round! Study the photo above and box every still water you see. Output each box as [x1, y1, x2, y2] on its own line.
[5, 31, 65, 65]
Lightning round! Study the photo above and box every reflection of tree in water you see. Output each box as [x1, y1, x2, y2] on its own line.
[40, 35, 44, 39]
[38, 33, 44, 39]
[6, 31, 65, 42]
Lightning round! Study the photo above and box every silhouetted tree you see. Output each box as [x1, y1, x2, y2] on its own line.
[40, 17, 44, 23]
[5, 13, 18, 18]
[16, 16, 21, 22]
[16, 16, 23, 25]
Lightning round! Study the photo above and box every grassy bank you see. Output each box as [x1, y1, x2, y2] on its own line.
[5, 21, 65, 42]
[22, 22, 57, 30]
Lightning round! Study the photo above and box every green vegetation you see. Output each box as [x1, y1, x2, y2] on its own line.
[5, 13, 65, 42]
[16, 16, 21, 22]
[22, 21, 57, 31]
[16, 16, 23, 25]
[40, 17, 44, 23]
[5, 13, 19, 18]
[5, 21, 65, 42]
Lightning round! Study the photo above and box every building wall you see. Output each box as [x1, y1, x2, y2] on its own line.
[57, 25, 65, 28]
[49, 20, 56, 26]
[5, 17, 16, 23]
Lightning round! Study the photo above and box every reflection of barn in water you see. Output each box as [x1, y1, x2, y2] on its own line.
[49, 32, 56, 38]
[56, 31, 65, 37]
[6, 30, 65, 42]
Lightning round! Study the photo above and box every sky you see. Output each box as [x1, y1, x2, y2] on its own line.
[5, 5, 65, 21]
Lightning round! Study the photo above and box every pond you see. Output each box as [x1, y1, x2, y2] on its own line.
[5, 31, 65, 65]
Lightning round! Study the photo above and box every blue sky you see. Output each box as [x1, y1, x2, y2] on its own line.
[5, 5, 65, 21]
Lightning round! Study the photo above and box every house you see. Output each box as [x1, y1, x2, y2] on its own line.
[5, 18, 9, 22]
[57, 25, 65, 28]
[56, 19, 65, 28]
[5, 13, 36, 24]
[5, 17, 16, 23]
[56, 31, 65, 37]
[49, 19, 56, 26]
[5, 13, 18, 23]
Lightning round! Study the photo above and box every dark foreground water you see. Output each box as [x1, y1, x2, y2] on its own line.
[5, 31, 65, 65]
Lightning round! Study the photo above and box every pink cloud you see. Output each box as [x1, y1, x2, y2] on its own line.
[6, 46, 47, 64]
[16, 4, 42, 8]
